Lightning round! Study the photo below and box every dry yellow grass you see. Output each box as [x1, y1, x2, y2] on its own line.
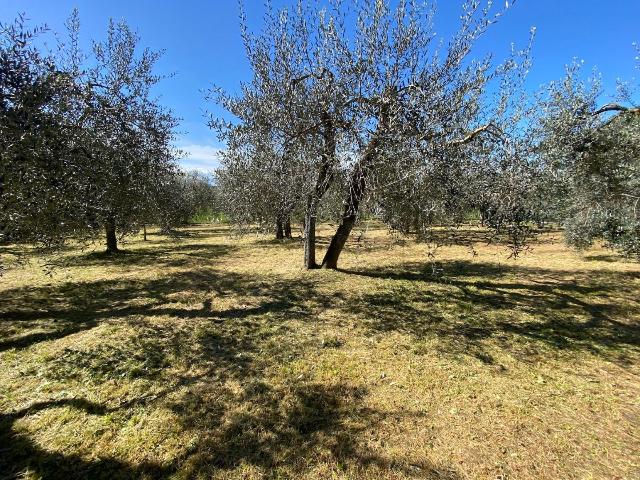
[1, 224, 639, 479]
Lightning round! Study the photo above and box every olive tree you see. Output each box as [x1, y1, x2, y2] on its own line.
[154, 170, 218, 232]
[214, 130, 310, 238]
[80, 17, 179, 252]
[0, 11, 180, 260]
[210, 0, 350, 263]
[0, 16, 86, 251]
[213, 0, 535, 268]
[536, 55, 640, 257]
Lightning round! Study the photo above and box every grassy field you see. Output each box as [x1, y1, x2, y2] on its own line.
[1, 224, 639, 479]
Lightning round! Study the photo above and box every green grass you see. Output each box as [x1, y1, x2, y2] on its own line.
[1, 224, 639, 479]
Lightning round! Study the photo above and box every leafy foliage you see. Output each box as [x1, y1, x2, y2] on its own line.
[0, 11, 180, 257]
[536, 60, 640, 257]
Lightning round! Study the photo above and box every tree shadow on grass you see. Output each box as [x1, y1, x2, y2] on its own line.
[2, 255, 639, 365]
[0, 265, 340, 353]
[1, 316, 457, 479]
[3, 254, 637, 476]
[170, 381, 454, 479]
[0, 398, 169, 480]
[0, 390, 456, 479]
[340, 260, 640, 366]
[67, 243, 238, 268]
[581, 253, 631, 263]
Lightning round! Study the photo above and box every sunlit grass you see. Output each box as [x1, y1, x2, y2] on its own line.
[1, 224, 639, 479]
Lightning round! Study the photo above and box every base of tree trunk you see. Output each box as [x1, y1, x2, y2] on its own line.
[303, 214, 318, 269]
[284, 217, 292, 239]
[321, 216, 355, 270]
[105, 219, 119, 254]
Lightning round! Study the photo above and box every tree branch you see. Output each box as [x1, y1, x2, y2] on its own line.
[449, 123, 503, 146]
[593, 103, 640, 116]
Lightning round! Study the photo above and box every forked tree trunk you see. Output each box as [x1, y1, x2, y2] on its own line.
[321, 122, 385, 269]
[105, 218, 119, 253]
[303, 112, 338, 269]
[320, 168, 365, 269]
[284, 216, 292, 239]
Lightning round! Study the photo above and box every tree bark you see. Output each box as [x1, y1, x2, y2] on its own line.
[284, 216, 292, 239]
[321, 214, 357, 269]
[105, 218, 119, 253]
[320, 162, 367, 269]
[303, 212, 317, 268]
[275, 218, 284, 239]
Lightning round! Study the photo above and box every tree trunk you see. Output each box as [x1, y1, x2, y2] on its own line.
[105, 218, 118, 253]
[320, 168, 365, 269]
[303, 112, 338, 269]
[284, 216, 292, 239]
[303, 213, 317, 269]
[143, 224, 147, 241]
[275, 218, 284, 239]
[321, 122, 385, 269]
[321, 215, 357, 269]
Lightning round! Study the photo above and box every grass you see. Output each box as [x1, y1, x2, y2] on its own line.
[1, 224, 639, 479]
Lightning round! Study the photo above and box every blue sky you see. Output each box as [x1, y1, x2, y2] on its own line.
[1, 1, 638, 171]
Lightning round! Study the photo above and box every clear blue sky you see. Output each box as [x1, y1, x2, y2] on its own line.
[1, 1, 638, 171]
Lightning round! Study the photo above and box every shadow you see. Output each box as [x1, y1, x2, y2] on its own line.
[341, 260, 640, 365]
[67, 243, 237, 268]
[3, 252, 639, 365]
[582, 253, 629, 263]
[170, 381, 454, 478]
[1, 289, 457, 478]
[0, 385, 455, 479]
[254, 237, 303, 249]
[0, 319, 98, 352]
[0, 263, 347, 354]
[0, 398, 170, 480]
[4, 222, 639, 477]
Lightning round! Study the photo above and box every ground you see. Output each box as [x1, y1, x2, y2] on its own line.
[0, 224, 639, 480]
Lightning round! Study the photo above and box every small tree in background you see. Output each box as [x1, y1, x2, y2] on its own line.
[154, 171, 218, 233]
[214, 132, 309, 239]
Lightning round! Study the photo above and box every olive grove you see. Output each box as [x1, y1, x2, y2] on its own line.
[212, 0, 539, 269]
[212, 0, 640, 266]
[533, 57, 640, 257]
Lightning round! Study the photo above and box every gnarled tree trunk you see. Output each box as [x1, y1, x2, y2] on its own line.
[320, 158, 369, 269]
[321, 116, 386, 269]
